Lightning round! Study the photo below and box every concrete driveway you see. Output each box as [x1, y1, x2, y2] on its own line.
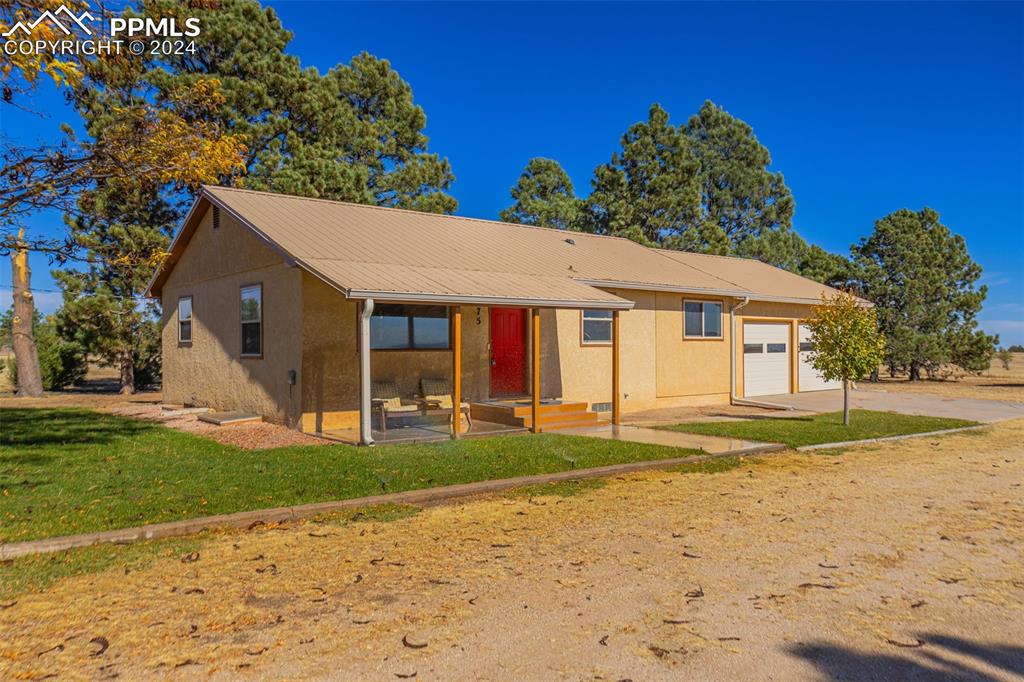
[759, 388, 1024, 423]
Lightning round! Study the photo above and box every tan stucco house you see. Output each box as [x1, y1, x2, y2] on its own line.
[147, 186, 845, 444]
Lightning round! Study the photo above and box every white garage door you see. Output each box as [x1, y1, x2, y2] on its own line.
[798, 324, 841, 392]
[743, 323, 790, 397]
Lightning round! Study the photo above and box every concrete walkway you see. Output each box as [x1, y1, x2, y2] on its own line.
[557, 423, 775, 453]
[758, 389, 1024, 424]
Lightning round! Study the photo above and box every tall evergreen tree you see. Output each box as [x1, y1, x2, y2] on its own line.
[853, 207, 996, 379]
[683, 100, 796, 264]
[500, 158, 581, 230]
[583, 104, 708, 248]
[255, 52, 456, 212]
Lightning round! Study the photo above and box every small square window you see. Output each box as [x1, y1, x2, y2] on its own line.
[767, 343, 787, 353]
[582, 309, 613, 344]
[240, 284, 262, 356]
[178, 296, 192, 344]
[684, 300, 723, 338]
[744, 343, 763, 354]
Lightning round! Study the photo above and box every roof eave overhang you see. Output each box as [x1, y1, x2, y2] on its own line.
[344, 289, 634, 310]
[577, 278, 857, 306]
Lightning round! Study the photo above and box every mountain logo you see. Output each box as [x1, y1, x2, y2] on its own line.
[3, 5, 96, 38]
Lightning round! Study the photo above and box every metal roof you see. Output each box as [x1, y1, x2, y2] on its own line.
[147, 186, 845, 308]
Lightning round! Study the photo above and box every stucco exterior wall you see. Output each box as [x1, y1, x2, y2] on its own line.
[160, 206, 303, 425]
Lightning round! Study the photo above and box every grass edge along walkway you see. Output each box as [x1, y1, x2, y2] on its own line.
[656, 409, 978, 448]
[0, 444, 783, 559]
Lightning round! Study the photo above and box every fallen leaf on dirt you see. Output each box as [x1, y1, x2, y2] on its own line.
[685, 586, 705, 599]
[681, 552, 701, 559]
[402, 635, 428, 649]
[180, 552, 200, 563]
[245, 647, 268, 656]
[0, 601, 17, 609]
[599, 635, 609, 646]
[886, 637, 925, 648]
[183, 588, 205, 595]
[798, 583, 836, 590]
[88, 637, 109, 657]
[36, 644, 64, 657]
[663, 619, 691, 625]
[395, 672, 417, 679]
[818, 562, 839, 569]
[255, 564, 278, 575]
[174, 659, 200, 668]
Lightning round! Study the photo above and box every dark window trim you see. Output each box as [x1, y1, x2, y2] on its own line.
[580, 309, 613, 346]
[683, 299, 724, 339]
[370, 303, 451, 351]
[240, 282, 263, 358]
[178, 295, 193, 345]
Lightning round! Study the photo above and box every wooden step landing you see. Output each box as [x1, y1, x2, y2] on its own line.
[470, 401, 601, 431]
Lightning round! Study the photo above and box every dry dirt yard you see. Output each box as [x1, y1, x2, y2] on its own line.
[2, 419, 1022, 680]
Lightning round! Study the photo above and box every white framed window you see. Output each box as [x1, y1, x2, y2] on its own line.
[684, 300, 723, 338]
[240, 284, 262, 357]
[178, 296, 193, 344]
[581, 309, 613, 345]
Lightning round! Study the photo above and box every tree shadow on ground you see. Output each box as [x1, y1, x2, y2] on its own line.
[0, 408, 156, 448]
[789, 634, 1023, 681]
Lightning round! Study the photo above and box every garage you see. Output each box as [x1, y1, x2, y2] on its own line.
[743, 322, 790, 396]
[798, 324, 841, 392]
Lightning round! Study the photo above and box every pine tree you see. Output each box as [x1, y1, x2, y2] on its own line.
[582, 104, 704, 247]
[853, 207, 996, 379]
[500, 158, 581, 230]
[683, 100, 797, 264]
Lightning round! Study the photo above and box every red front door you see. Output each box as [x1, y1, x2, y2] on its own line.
[490, 307, 526, 396]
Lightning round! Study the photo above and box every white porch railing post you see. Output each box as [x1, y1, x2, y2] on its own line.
[359, 298, 375, 446]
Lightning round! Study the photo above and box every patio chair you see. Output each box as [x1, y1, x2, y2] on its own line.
[419, 377, 473, 431]
[371, 380, 422, 432]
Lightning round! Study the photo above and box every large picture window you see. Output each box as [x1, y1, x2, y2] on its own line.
[581, 309, 613, 344]
[370, 304, 450, 350]
[240, 284, 262, 356]
[684, 300, 723, 338]
[178, 296, 193, 343]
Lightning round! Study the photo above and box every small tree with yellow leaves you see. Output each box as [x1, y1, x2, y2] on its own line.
[805, 291, 886, 426]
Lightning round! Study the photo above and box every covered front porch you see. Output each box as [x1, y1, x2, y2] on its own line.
[349, 300, 629, 446]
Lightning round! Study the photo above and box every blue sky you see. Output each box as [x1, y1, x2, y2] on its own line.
[2, 1, 1022, 343]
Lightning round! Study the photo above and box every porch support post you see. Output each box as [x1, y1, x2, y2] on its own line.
[451, 306, 462, 439]
[612, 309, 621, 426]
[359, 298, 375, 446]
[531, 308, 541, 434]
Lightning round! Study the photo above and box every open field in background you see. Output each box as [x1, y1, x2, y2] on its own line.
[1, 418, 1020, 679]
[865, 352, 1024, 403]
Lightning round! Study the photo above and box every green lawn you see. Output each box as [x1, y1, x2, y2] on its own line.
[0, 408, 702, 543]
[658, 409, 977, 448]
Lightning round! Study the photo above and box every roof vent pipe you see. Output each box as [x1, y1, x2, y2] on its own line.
[729, 296, 794, 411]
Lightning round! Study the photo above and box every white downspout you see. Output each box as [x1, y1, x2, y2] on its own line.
[359, 298, 375, 446]
[730, 296, 794, 411]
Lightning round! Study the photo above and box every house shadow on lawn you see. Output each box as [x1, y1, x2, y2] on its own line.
[0, 408, 157, 448]
[789, 633, 1023, 681]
